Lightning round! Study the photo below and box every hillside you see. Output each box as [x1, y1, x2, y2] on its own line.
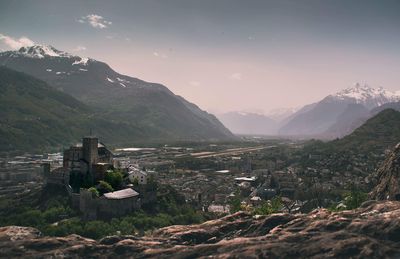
[330, 108, 400, 153]
[0, 66, 89, 151]
[297, 108, 400, 175]
[279, 99, 349, 136]
[0, 67, 163, 152]
[322, 103, 370, 139]
[0, 46, 234, 145]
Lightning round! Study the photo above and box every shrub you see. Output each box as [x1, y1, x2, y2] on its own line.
[343, 189, 368, 210]
[88, 187, 100, 198]
[253, 196, 282, 215]
[97, 181, 114, 195]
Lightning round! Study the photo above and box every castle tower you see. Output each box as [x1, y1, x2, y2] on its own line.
[82, 136, 98, 169]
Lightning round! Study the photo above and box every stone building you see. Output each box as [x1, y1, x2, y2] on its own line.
[80, 188, 140, 220]
[63, 136, 113, 191]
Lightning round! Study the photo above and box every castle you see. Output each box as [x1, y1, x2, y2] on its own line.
[63, 136, 113, 192]
[44, 136, 143, 220]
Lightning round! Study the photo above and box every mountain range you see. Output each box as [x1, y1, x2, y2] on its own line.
[219, 83, 400, 138]
[0, 45, 234, 151]
[280, 84, 400, 138]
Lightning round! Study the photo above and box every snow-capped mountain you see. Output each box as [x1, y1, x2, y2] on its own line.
[0, 45, 143, 94]
[0, 45, 234, 141]
[17, 45, 72, 58]
[279, 83, 400, 138]
[326, 83, 400, 109]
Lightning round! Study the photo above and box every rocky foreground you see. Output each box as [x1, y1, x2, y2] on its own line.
[2, 200, 400, 258]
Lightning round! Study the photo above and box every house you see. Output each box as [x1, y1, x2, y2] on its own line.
[250, 196, 262, 206]
[128, 167, 148, 185]
[207, 204, 230, 214]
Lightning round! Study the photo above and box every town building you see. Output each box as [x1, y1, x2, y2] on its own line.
[128, 166, 148, 185]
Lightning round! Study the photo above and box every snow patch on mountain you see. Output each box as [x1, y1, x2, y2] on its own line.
[18, 45, 71, 59]
[117, 77, 130, 83]
[72, 57, 89, 66]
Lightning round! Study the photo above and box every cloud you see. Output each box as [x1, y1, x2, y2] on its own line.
[72, 45, 86, 52]
[0, 33, 34, 50]
[153, 51, 168, 59]
[230, 73, 242, 80]
[79, 14, 112, 29]
[189, 81, 201, 86]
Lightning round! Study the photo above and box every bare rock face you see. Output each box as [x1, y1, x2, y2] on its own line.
[370, 143, 400, 200]
[2, 202, 400, 258]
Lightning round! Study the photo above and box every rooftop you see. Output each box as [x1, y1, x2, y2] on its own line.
[104, 188, 139, 200]
[73, 142, 105, 148]
[234, 176, 256, 182]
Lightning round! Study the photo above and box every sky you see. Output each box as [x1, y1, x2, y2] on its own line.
[1, 0, 400, 114]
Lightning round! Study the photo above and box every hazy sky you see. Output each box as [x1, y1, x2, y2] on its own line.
[1, 0, 400, 114]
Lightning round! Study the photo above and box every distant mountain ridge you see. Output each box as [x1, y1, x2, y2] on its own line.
[279, 84, 400, 138]
[0, 45, 234, 145]
[217, 112, 279, 135]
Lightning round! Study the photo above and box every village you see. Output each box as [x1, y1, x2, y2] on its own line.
[0, 135, 382, 220]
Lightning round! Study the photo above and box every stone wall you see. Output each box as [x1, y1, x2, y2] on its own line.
[79, 189, 140, 220]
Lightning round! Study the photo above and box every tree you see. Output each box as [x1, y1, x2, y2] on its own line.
[104, 170, 123, 190]
[97, 181, 113, 195]
[146, 175, 158, 191]
[229, 190, 242, 213]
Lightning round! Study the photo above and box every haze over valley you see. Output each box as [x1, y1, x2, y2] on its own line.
[1, 1, 400, 258]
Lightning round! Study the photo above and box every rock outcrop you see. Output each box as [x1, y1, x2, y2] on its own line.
[2, 201, 400, 258]
[370, 143, 400, 200]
